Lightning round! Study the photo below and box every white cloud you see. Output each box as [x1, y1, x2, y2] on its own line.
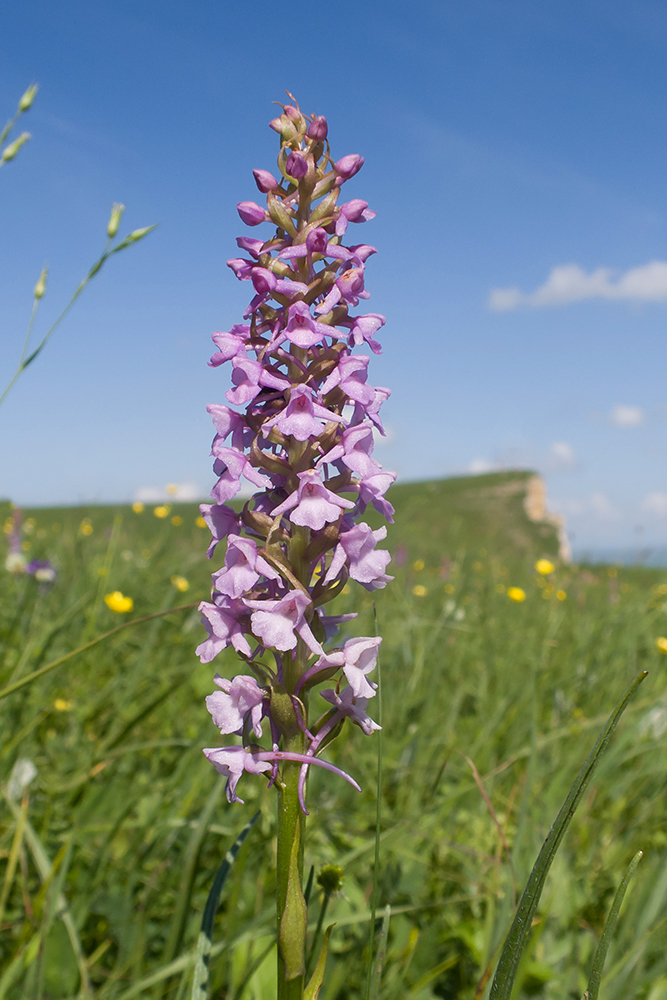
[554, 492, 619, 520]
[467, 458, 496, 474]
[642, 492, 667, 517]
[609, 405, 644, 427]
[134, 481, 202, 503]
[488, 260, 667, 311]
[548, 441, 576, 469]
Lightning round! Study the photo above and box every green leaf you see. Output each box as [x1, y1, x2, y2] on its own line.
[279, 821, 307, 981]
[583, 850, 643, 1000]
[304, 924, 334, 1000]
[190, 810, 260, 1000]
[489, 670, 648, 1000]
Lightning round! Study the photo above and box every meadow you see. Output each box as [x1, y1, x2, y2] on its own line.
[1, 472, 667, 1000]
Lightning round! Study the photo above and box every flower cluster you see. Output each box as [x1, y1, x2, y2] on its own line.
[198, 97, 392, 810]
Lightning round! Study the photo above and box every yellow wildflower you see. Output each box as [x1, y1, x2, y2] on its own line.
[556, 589, 567, 601]
[21, 541, 31, 551]
[54, 698, 73, 712]
[132, 502, 145, 514]
[656, 637, 667, 654]
[655, 583, 667, 596]
[171, 515, 183, 526]
[195, 515, 207, 528]
[608, 567, 618, 578]
[507, 586, 526, 602]
[444, 582, 454, 594]
[171, 575, 189, 592]
[412, 584, 427, 597]
[104, 591, 133, 613]
[412, 559, 425, 572]
[153, 505, 170, 519]
[166, 483, 178, 495]
[535, 559, 555, 575]
[80, 518, 93, 536]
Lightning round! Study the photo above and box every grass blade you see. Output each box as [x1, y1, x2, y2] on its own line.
[583, 849, 643, 1000]
[489, 670, 647, 1000]
[190, 809, 260, 1000]
[0, 602, 197, 702]
[163, 776, 225, 965]
[369, 904, 391, 1000]
[304, 924, 334, 1000]
[365, 603, 383, 1000]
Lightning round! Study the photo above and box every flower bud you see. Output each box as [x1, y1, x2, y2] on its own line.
[253, 168, 278, 193]
[307, 116, 328, 141]
[334, 154, 364, 181]
[285, 151, 308, 180]
[269, 113, 297, 141]
[2, 132, 30, 162]
[33, 267, 47, 300]
[237, 201, 268, 226]
[107, 202, 125, 239]
[317, 864, 344, 893]
[267, 193, 297, 235]
[18, 84, 38, 112]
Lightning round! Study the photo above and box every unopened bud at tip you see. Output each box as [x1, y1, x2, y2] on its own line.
[19, 84, 38, 112]
[107, 202, 125, 239]
[285, 150, 308, 180]
[33, 268, 47, 300]
[237, 201, 268, 226]
[307, 116, 328, 141]
[253, 168, 278, 193]
[334, 154, 364, 182]
[2, 132, 31, 162]
[268, 113, 297, 141]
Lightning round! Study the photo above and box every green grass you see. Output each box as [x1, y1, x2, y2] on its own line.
[1, 475, 667, 999]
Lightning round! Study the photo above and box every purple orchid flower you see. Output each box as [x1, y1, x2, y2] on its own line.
[206, 673, 266, 738]
[212, 535, 280, 599]
[198, 100, 394, 838]
[324, 522, 393, 590]
[210, 446, 272, 502]
[245, 589, 323, 654]
[203, 743, 361, 805]
[196, 598, 253, 661]
[262, 384, 344, 441]
[199, 502, 240, 558]
[271, 470, 355, 530]
[282, 301, 339, 349]
[335, 199, 376, 236]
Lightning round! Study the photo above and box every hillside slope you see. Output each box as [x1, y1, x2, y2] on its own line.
[367, 470, 569, 561]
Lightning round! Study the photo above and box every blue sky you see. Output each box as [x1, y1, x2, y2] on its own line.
[3, 0, 667, 550]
